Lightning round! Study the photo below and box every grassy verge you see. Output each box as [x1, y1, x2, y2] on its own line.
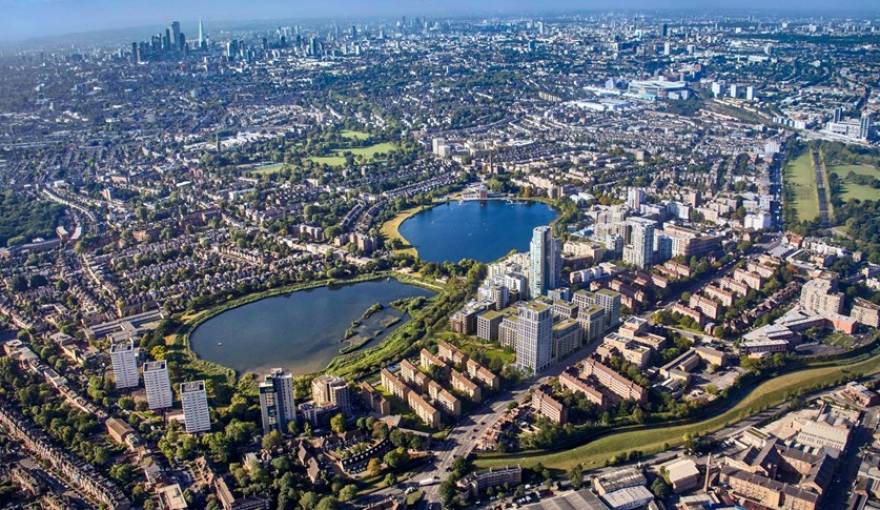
[475, 353, 880, 471]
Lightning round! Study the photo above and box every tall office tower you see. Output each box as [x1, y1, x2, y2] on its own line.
[746, 86, 755, 101]
[180, 381, 211, 433]
[130, 42, 138, 63]
[143, 360, 173, 410]
[515, 302, 553, 374]
[663, 41, 671, 56]
[311, 375, 352, 415]
[626, 187, 645, 210]
[729, 84, 738, 98]
[711, 82, 722, 97]
[661, 22, 669, 37]
[529, 226, 559, 298]
[164, 28, 172, 51]
[197, 20, 204, 48]
[259, 368, 296, 434]
[834, 107, 843, 123]
[861, 113, 873, 141]
[623, 218, 655, 269]
[594, 289, 622, 327]
[171, 21, 181, 47]
[110, 340, 139, 389]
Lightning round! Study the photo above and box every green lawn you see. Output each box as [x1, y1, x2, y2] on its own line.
[307, 142, 399, 168]
[341, 130, 371, 141]
[250, 163, 287, 175]
[829, 164, 880, 202]
[784, 151, 820, 221]
[475, 353, 880, 471]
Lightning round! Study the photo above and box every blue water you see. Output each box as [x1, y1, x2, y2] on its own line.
[399, 201, 557, 263]
[190, 279, 433, 374]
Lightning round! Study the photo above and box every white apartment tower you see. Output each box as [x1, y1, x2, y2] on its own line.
[180, 381, 211, 433]
[143, 360, 173, 410]
[110, 340, 139, 389]
[623, 218, 655, 269]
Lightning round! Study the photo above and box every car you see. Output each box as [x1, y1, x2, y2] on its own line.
[405, 487, 416, 495]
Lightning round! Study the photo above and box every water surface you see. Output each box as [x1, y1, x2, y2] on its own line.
[399, 200, 557, 263]
[190, 279, 433, 374]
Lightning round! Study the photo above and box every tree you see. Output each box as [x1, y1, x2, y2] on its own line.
[330, 413, 346, 434]
[262, 430, 283, 451]
[338, 484, 357, 502]
[650, 477, 671, 498]
[367, 458, 382, 477]
[383, 473, 397, 487]
[315, 496, 339, 510]
[299, 492, 320, 510]
[439, 480, 457, 508]
[287, 420, 299, 436]
[568, 464, 584, 490]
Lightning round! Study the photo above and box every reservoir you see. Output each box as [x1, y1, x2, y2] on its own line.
[189, 278, 434, 375]
[398, 200, 557, 263]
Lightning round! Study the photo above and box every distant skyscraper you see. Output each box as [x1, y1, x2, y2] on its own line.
[259, 368, 296, 434]
[171, 21, 181, 48]
[198, 20, 204, 48]
[143, 360, 173, 410]
[515, 301, 553, 373]
[623, 218, 654, 269]
[181, 381, 211, 433]
[110, 340, 139, 389]
[529, 226, 559, 298]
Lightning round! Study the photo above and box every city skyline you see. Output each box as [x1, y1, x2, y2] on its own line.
[2, 0, 879, 42]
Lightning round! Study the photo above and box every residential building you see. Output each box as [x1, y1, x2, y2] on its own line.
[181, 381, 211, 433]
[529, 226, 560, 297]
[311, 375, 351, 416]
[110, 340, 139, 390]
[259, 368, 296, 434]
[515, 301, 553, 373]
[143, 360, 172, 410]
[531, 388, 567, 424]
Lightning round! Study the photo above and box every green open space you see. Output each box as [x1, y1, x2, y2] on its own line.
[250, 162, 287, 175]
[784, 150, 820, 222]
[830, 163, 880, 202]
[341, 129, 371, 141]
[307, 142, 399, 168]
[475, 352, 880, 471]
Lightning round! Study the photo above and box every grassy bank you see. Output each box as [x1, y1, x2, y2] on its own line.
[476, 353, 880, 471]
[380, 205, 428, 258]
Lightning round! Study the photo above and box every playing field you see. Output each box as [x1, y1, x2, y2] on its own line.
[307, 142, 399, 168]
[784, 151, 820, 221]
[250, 162, 287, 175]
[829, 163, 880, 202]
[341, 129, 371, 141]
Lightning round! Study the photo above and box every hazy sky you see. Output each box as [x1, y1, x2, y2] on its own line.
[1, 0, 877, 42]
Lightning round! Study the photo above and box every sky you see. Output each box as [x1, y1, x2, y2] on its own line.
[1, 0, 877, 42]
